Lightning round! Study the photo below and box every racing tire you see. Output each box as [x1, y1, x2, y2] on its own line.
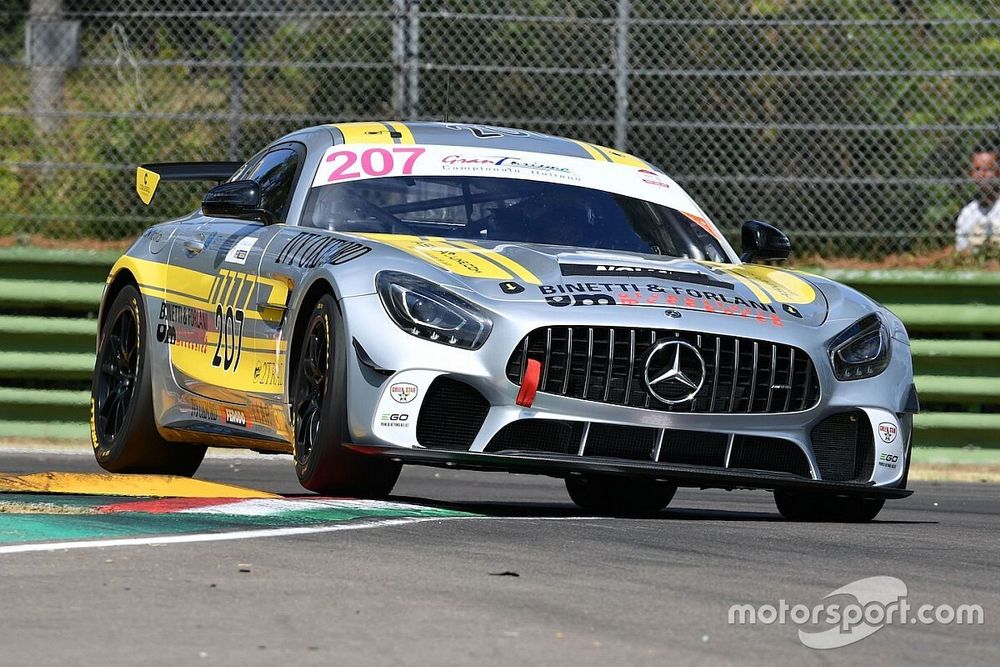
[773, 490, 885, 523]
[91, 285, 207, 476]
[291, 293, 401, 497]
[565, 476, 677, 513]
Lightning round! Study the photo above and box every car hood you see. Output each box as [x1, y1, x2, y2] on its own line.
[359, 235, 830, 328]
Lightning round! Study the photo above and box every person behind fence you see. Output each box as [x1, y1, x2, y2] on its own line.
[955, 144, 1000, 252]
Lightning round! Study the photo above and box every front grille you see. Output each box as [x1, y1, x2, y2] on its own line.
[506, 326, 820, 414]
[810, 411, 875, 481]
[729, 436, 812, 477]
[416, 378, 489, 451]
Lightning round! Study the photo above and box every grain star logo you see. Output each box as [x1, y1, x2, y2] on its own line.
[878, 422, 898, 443]
[389, 382, 418, 404]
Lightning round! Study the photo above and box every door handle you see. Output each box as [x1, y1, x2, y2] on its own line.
[184, 238, 205, 254]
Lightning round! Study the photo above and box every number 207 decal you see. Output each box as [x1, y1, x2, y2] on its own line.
[325, 147, 425, 182]
[212, 305, 245, 371]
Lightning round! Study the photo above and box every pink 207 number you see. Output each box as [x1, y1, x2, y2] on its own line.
[326, 147, 426, 182]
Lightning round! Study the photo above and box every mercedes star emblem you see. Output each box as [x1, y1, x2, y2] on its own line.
[643, 339, 706, 405]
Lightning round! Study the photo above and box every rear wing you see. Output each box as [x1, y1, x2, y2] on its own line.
[135, 161, 242, 205]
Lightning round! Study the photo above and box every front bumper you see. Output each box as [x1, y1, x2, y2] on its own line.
[341, 293, 915, 496]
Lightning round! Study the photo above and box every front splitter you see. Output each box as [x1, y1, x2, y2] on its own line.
[348, 446, 913, 499]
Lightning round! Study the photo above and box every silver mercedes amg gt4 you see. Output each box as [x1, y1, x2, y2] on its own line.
[91, 121, 916, 521]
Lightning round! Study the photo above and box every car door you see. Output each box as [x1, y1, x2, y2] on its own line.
[164, 144, 305, 424]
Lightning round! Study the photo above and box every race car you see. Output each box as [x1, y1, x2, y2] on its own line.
[91, 121, 916, 521]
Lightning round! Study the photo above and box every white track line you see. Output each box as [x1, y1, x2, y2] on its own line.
[0, 515, 602, 555]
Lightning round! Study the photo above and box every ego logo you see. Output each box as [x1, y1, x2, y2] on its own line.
[878, 453, 899, 469]
[878, 422, 898, 444]
[389, 382, 418, 404]
[379, 413, 410, 428]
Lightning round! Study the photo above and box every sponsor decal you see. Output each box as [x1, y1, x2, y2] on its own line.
[252, 361, 283, 387]
[499, 281, 525, 294]
[638, 168, 671, 189]
[539, 282, 779, 316]
[559, 263, 734, 289]
[225, 408, 250, 428]
[379, 413, 411, 428]
[878, 422, 898, 444]
[878, 453, 899, 470]
[389, 382, 419, 404]
[441, 154, 572, 175]
[224, 237, 257, 265]
[157, 301, 210, 352]
[189, 398, 217, 422]
[275, 232, 371, 268]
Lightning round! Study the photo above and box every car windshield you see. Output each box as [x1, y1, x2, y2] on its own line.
[302, 176, 731, 261]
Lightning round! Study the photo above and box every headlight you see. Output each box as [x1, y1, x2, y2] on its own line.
[829, 313, 891, 380]
[376, 271, 493, 350]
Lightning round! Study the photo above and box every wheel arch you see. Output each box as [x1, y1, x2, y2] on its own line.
[97, 268, 140, 351]
[286, 276, 338, 399]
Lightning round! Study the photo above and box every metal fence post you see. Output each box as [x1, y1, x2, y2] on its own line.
[228, 14, 246, 161]
[405, 0, 420, 119]
[613, 0, 631, 151]
[28, 0, 68, 135]
[393, 0, 421, 119]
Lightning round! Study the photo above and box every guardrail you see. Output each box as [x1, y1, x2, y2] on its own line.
[0, 248, 996, 451]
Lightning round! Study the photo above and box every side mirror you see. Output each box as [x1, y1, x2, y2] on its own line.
[202, 180, 274, 225]
[740, 220, 790, 263]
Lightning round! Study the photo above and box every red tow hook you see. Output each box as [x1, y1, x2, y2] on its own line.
[516, 358, 542, 408]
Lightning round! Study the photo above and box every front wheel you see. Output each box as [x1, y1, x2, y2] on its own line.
[91, 285, 206, 476]
[774, 490, 885, 522]
[565, 476, 676, 513]
[290, 294, 400, 496]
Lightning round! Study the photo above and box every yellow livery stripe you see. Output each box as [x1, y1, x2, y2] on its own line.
[571, 139, 612, 162]
[386, 121, 416, 144]
[358, 234, 514, 280]
[332, 121, 399, 144]
[448, 240, 541, 284]
[571, 139, 654, 169]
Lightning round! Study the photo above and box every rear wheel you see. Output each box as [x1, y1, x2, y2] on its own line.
[291, 294, 400, 496]
[774, 490, 885, 522]
[91, 285, 206, 476]
[565, 476, 676, 513]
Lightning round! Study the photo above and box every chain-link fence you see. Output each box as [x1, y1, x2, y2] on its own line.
[2, 1, 998, 256]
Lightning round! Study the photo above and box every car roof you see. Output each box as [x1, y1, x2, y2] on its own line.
[282, 121, 663, 173]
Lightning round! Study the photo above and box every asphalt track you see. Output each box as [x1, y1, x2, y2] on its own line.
[0, 447, 997, 666]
